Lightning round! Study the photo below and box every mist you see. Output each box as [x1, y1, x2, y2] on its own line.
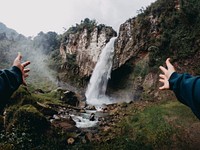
[6, 38, 57, 90]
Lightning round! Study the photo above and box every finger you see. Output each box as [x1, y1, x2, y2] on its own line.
[23, 81, 27, 86]
[166, 58, 174, 69]
[24, 68, 30, 73]
[159, 86, 166, 90]
[24, 73, 29, 78]
[159, 66, 167, 74]
[159, 74, 168, 81]
[22, 61, 31, 68]
[16, 52, 22, 61]
[159, 79, 165, 83]
[159, 74, 165, 79]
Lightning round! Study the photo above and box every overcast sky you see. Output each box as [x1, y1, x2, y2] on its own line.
[0, 0, 156, 37]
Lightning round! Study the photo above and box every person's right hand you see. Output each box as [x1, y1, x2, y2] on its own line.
[13, 52, 31, 86]
[159, 58, 175, 90]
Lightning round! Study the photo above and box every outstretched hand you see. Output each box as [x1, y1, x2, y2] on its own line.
[13, 52, 30, 86]
[159, 58, 175, 90]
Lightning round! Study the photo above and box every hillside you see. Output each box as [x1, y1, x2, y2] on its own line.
[109, 0, 200, 101]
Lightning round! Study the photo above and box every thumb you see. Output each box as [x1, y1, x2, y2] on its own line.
[166, 58, 173, 69]
[16, 52, 22, 61]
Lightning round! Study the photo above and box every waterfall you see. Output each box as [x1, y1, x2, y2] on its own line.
[85, 37, 117, 106]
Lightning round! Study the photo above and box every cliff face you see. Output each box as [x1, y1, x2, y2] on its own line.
[109, 0, 200, 101]
[59, 20, 117, 86]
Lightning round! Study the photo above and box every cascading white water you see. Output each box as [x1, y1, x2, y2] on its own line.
[85, 37, 117, 106]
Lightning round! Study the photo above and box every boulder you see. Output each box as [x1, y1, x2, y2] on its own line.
[5, 105, 50, 133]
[89, 113, 95, 121]
[61, 91, 79, 107]
[52, 120, 79, 132]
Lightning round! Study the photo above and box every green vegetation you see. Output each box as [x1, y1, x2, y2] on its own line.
[0, 86, 64, 150]
[33, 31, 60, 54]
[136, 0, 200, 72]
[63, 18, 97, 39]
[1, 0, 200, 149]
[0, 89, 199, 149]
[56, 100, 198, 150]
[108, 100, 198, 149]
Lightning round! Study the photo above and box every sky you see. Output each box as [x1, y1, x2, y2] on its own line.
[0, 0, 156, 37]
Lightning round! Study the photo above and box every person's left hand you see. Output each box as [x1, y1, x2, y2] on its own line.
[159, 58, 175, 90]
[13, 52, 30, 86]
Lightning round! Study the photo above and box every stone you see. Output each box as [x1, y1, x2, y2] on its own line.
[80, 109, 86, 113]
[5, 105, 50, 133]
[61, 91, 79, 107]
[67, 138, 75, 145]
[89, 113, 95, 121]
[52, 119, 79, 132]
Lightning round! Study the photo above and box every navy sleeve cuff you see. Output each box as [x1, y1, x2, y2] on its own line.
[168, 72, 182, 90]
[10, 66, 23, 85]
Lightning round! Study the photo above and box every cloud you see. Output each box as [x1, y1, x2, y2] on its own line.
[0, 0, 156, 36]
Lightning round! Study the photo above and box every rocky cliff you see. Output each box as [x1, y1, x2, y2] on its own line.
[109, 0, 200, 101]
[59, 19, 117, 86]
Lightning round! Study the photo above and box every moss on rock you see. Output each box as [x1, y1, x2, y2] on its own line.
[6, 105, 50, 134]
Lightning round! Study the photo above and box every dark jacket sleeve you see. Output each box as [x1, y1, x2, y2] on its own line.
[169, 72, 200, 119]
[0, 66, 22, 102]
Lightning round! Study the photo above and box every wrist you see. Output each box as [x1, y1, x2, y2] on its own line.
[10, 66, 23, 85]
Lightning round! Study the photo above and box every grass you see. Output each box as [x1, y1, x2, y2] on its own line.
[113, 100, 199, 149]
[6, 87, 200, 149]
[32, 92, 62, 105]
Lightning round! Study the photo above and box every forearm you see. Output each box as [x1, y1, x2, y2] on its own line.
[0, 66, 22, 101]
[169, 72, 200, 119]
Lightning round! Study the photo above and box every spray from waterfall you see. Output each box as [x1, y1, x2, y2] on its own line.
[85, 37, 117, 106]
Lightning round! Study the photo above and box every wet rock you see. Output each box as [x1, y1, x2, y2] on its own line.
[98, 117, 105, 122]
[80, 109, 86, 113]
[86, 105, 96, 110]
[118, 102, 128, 108]
[52, 119, 79, 132]
[66, 116, 76, 126]
[53, 114, 60, 120]
[79, 100, 86, 108]
[35, 102, 58, 116]
[61, 91, 79, 107]
[102, 107, 108, 113]
[89, 113, 95, 121]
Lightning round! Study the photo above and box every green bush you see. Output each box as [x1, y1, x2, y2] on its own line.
[7, 105, 50, 133]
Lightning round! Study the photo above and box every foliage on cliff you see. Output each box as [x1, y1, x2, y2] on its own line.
[62, 18, 97, 40]
[144, 0, 200, 68]
[110, 0, 200, 101]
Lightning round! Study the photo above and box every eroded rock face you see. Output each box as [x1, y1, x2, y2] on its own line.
[60, 26, 117, 78]
[113, 13, 160, 69]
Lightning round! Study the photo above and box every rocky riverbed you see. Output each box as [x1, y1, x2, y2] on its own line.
[49, 97, 130, 145]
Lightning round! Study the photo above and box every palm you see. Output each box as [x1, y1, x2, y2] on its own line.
[13, 53, 30, 86]
[159, 58, 175, 90]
